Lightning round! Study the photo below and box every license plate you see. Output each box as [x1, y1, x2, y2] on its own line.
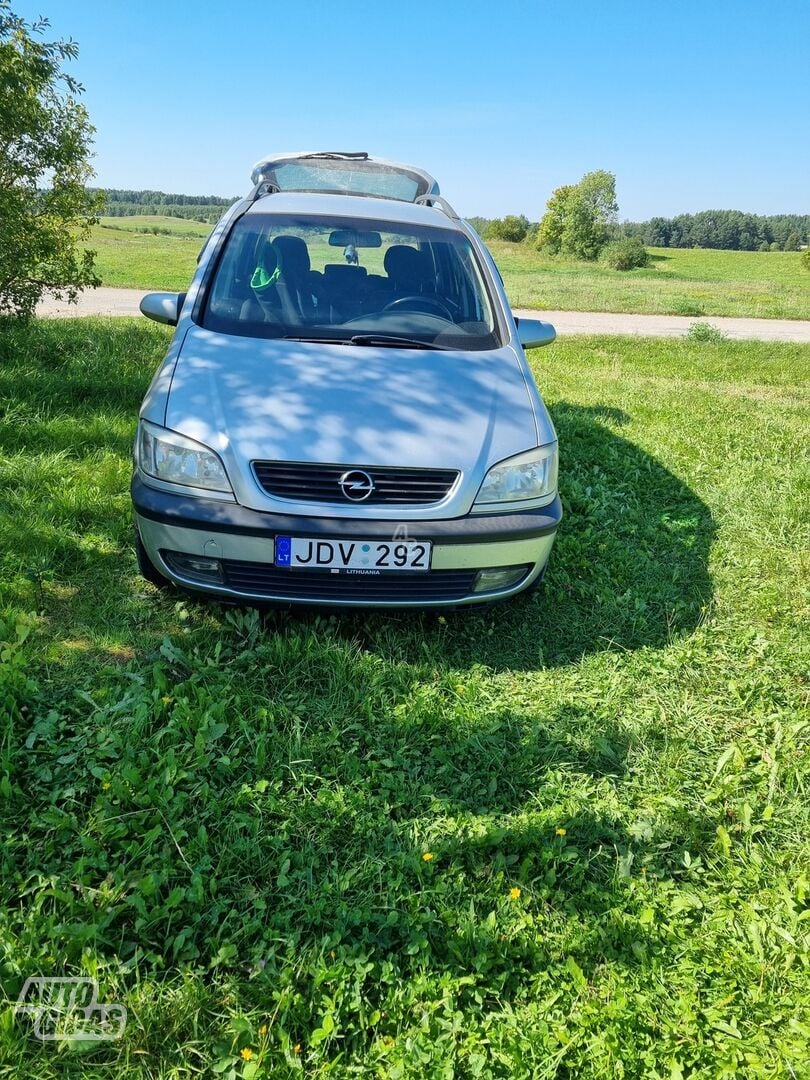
[274, 536, 432, 572]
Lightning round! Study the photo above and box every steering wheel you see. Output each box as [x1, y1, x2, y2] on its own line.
[383, 295, 454, 320]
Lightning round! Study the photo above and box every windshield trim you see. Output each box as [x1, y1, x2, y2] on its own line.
[193, 211, 504, 351]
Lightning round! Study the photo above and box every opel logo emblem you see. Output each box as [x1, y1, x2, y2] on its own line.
[339, 469, 375, 501]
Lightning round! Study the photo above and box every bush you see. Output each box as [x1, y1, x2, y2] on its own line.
[486, 215, 529, 243]
[801, 249, 810, 271]
[600, 237, 650, 270]
[686, 321, 726, 343]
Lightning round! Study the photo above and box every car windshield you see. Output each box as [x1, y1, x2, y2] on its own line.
[201, 213, 501, 350]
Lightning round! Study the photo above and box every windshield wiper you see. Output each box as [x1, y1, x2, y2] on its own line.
[281, 333, 450, 350]
[348, 334, 450, 350]
[282, 334, 348, 344]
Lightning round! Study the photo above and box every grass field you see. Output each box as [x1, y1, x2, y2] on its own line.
[491, 242, 810, 320]
[1, 320, 808, 1077]
[86, 216, 810, 321]
[89, 220, 204, 291]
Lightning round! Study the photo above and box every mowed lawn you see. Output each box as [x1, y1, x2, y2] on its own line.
[0, 320, 808, 1078]
[87, 215, 810, 321]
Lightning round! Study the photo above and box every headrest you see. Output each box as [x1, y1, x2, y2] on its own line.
[272, 235, 311, 275]
[384, 244, 426, 283]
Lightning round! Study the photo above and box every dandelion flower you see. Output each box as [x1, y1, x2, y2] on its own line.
[422, 852, 434, 862]
[509, 886, 521, 900]
[293, 1043, 301, 1054]
[438, 615, 447, 625]
[240, 1047, 254, 1061]
[555, 827, 567, 837]
[258, 1024, 268, 1035]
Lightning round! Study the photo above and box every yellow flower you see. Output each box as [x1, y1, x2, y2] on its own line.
[438, 615, 447, 625]
[422, 852, 434, 862]
[240, 1047, 254, 1061]
[258, 1024, 268, 1035]
[509, 886, 521, 900]
[555, 827, 567, 837]
[101, 780, 111, 790]
[293, 1043, 301, 1054]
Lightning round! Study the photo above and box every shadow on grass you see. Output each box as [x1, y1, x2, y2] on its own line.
[258, 399, 715, 671]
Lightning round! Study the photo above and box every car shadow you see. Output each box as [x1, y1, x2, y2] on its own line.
[268, 400, 715, 672]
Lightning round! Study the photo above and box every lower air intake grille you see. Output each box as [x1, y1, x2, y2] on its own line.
[252, 461, 459, 505]
[221, 561, 476, 602]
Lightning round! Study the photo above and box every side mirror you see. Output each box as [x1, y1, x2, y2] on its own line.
[514, 316, 556, 349]
[140, 292, 186, 326]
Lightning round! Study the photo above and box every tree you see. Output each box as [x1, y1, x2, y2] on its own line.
[537, 171, 618, 260]
[783, 232, 800, 251]
[0, 3, 101, 318]
[537, 184, 575, 254]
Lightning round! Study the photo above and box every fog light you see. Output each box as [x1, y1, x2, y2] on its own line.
[162, 550, 224, 583]
[472, 565, 529, 594]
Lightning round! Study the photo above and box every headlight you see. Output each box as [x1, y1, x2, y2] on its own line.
[473, 443, 558, 509]
[137, 420, 232, 492]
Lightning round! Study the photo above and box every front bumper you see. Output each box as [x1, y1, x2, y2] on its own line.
[132, 474, 561, 607]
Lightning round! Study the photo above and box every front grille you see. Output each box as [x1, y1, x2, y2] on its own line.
[252, 461, 459, 505]
[221, 560, 476, 602]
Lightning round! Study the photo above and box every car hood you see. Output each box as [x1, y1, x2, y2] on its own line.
[162, 326, 541, 515]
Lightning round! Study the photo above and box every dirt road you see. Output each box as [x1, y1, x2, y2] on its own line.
[35, 288, 810, 342]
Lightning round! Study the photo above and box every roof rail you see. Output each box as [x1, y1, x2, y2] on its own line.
[414, 193, 459, 219]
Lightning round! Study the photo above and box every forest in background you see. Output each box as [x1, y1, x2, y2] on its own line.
[98, 189, 810, 251]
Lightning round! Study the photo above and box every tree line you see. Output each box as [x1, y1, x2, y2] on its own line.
[97, 188, 237, 224]
[471, 208, 809, 252]
[99, 188, 236, 207]
[621, 211, 809, 251]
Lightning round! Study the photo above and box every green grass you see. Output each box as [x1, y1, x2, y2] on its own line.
[86, 216, 810, 321]
[490, 242, 810, 320]
[89, 221, 204, 290]
[1, 320, 808, 1078]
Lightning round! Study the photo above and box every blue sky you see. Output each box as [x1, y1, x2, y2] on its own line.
[17, 0, 810, 219]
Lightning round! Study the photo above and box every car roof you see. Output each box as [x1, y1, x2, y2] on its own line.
[243, 191, 463, 231]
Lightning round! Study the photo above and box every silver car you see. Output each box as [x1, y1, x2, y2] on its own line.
[133, 152, 560, 607]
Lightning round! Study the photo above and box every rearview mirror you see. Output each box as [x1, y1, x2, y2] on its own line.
[140, 292, 186, 326]
[328, 229, 382, 248]
[514, 317, 556, 349]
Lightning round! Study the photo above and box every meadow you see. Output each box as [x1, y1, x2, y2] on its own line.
[491, 242, 810, 320]
[0, 318, 808, 1077]
[90, 219, 206, 290]
[88, 216, 810, 320]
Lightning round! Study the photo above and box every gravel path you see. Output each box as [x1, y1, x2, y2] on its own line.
[35, 288, 810, 342]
